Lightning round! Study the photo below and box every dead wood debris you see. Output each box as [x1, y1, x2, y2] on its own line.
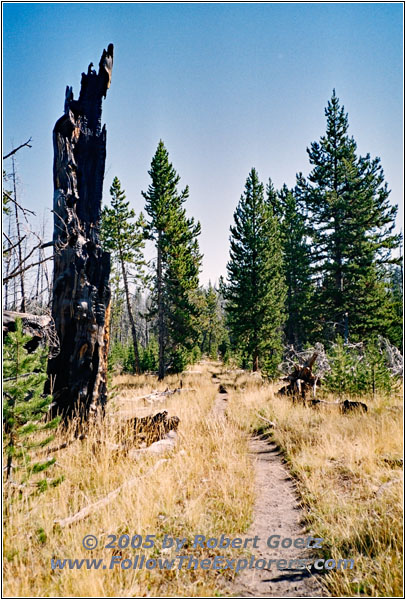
[54, 458, 168, 528]
[277, 352, 321, 400]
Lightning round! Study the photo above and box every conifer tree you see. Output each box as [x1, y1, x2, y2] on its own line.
[386, 263, 403, 349]
[199, 283, 226, 358]
[224, 168, 286, 375]
[101, 177, 146, 374]
[269, 182, 314, 347]
[296, 91, 400, 342]
[142, 141, 202, 379]
[3, 319, 60, 483]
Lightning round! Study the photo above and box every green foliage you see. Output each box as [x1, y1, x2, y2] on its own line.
[3, 169, 11, 215]
[357, 338, 392, 395]
[142, 140, 202, 378]
[325, 336, 393, 397]
[270, 184, 314, 347]
[101, 176, 146, 373]
[169, 346, 190, 374]
[123, 343, 135, 373]
[325, 337, 361, 397]
[140, 337, 159, 373]
[190, 345, 202, 363]
[197, 283, 227, 359]
[108, 341, 127, 372]
[3, 318, 60, 483]
[224, 168, 286, 377]
[296, 90, 401, 343]
[101, 177, 146, 266]
[385, 263, 403, 349]
[108, 338, 160, 374]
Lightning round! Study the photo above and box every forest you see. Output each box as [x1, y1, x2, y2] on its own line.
[3, 41, 403, 599]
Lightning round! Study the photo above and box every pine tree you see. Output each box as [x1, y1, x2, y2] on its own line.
[296, 90, 400, 342]
[269, 182, 314, 347]
[198, 283, 226, 359]
[385, 262, 403, 349]
[142, 140, 202, 379]
[224, 168, 286, 376]
[3, 319, 60, 484]
[101, 177, 146, 374]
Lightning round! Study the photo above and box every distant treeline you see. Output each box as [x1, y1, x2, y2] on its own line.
[101, 91, 402, 378]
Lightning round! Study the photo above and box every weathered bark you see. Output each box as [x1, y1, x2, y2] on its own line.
[11, 158, 26, 312]
[3, 310, 57, 353]
[253, 351, 259, 372]
[120, 256, 140, 374]
[277, 352, 320, 400]
[46, 45, 114, 422]
[157, 239, 165, 380]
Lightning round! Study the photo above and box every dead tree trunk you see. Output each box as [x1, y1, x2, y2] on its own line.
[46, 45, 114, 423]
[277, 352, 320, 400]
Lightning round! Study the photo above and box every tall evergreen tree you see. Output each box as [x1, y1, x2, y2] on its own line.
[142, 140, 202, 379]
[269, 182, 314, 347]
[224, 168, 286, 375]
[385, 262, 403, 349]
[296, 90, 400, 341]
[101, 177, 146, 373]
[198, 283, 226, 358]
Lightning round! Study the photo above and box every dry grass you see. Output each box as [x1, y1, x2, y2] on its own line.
[226, 375, 403, 597]
[4, 362, 403, 597]
[3, 362, 254, 597]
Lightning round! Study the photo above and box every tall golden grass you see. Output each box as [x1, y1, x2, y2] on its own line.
[3, 362, 402, 597]
[226, 374, 403, 597]
[3, 363, 253, 597]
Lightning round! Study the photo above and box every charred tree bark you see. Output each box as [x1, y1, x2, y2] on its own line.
[46, 45, 114, 423]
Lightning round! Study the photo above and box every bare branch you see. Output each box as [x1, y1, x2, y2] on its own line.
[3, 190, 36, 217]
[6, 240, 44, 278]
[3, 138, 32, 160]
[3, 233, 27, 254]
[3, 255, 53, 284]
[40, 241, 54, 249]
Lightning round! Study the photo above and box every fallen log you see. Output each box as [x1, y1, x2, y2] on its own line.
[54, 458, 167, 528]
[255, 413, 276, 428]
[3, 310, 58, 354]
[120, 411, 180, 446]
[340, 399, 368, 414]
[130, 431, 178, 457]
[97, 430, 178, 457]
[136, 387, 196, 404]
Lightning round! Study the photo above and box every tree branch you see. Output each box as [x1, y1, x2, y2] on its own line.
[3, 190, 36, 217]
[3, 255, 53, 284]
[3, 233, 27, 254]
[3, 138, 32, 160]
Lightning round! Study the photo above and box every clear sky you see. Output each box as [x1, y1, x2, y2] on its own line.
[3, 2, 404, 284]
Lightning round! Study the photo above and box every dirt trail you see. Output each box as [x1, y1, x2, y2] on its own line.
[211, 378, 323, 598]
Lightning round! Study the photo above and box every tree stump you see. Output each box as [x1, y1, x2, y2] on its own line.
[46, 45, 114, 422]
[277, 352, 321, 401]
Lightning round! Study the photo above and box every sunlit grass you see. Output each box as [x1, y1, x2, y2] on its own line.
[3, 361, 254, 597]
[227, 377, 403, 597]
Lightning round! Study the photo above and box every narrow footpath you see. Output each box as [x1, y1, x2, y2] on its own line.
[211, 373, 324, 597]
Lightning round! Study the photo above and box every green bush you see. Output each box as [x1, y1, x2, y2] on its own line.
[140, 337, 159, 372]
[108, 341, 127, 372]
[190, 345, 202, 364]
[169, 346, 190, 374]
[3, 318, 60, 487]
[325, 336, 393, 397]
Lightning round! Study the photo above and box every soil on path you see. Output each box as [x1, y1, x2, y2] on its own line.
[210, 377, 324, 598]
[232, 433, 324, 597]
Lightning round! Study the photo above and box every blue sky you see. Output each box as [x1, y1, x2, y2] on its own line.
[3, 2, 404, 284]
